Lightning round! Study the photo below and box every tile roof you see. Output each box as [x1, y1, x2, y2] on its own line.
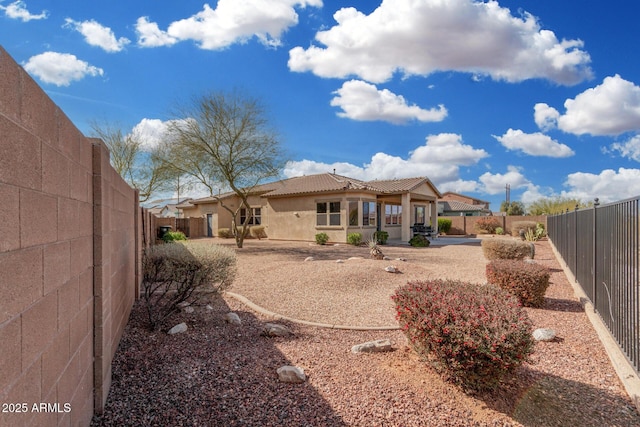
[439, 200, 485, 212]
[180, 173, 441, 203]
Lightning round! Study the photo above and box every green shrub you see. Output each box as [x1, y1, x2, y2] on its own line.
[373, 230, 389, 245]
[409, 234, 430, 247]
[437, 218, 452, 234]
[511, 221, 537, 238]
[347, 232, 362, 246]
[162, 231, 187, 243]
[142, 242, 237, 330]
[250, 225, 267, 239]
[486, 259, 550, 307]
[392, 280, 534, 391]
[481, 239, 534, 260]
[218, 228, 233, 238]
[495, 227, 504, 235]
[474, 217, 502, 234]
[315, 232, 329, 245]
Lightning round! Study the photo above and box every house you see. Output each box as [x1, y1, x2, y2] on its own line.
[438, 192, 491, 216]
[143, 197, 192, 218]
[178, 173, 442, 243]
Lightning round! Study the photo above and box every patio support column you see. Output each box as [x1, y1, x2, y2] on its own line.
[430, 201, 438, 235]
[401, 193, 411, 242]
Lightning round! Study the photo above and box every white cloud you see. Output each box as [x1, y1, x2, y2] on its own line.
[135, 17, 178, 47]
[546, 75, 640, 136]
[478, 165, 532, 195]
[288, 0, 592, 85]
[140, 0, 322, 50]
[494, 128, 574, 157]
[64, 18, 130, 52]
[608, 135, 640, 162]
[330, 80, 447, 124]
[131, 118, 171, 151]
[0, 1, 47, 22]
[562, 168, 640, 203]
[284, 133, 488, 189]
[534, 103, 560, 131]
[23, 52, 104, 86]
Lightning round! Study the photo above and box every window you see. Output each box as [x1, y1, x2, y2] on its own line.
[415, 206, 425, 224]
[240, 207, 261, 225]
[385, 204, 402, 225]
[362, 201, 376, 226]
[317, 201, 341, 226]
[348, 201, 359, 226]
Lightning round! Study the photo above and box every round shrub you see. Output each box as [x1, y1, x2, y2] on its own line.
[142, 242, 237, 330]
[217, 228, 233, 238]
[315, 232, 329, 245]
[481, 238, 533, 260]
[392, 280, 534, 391]
[162, 230, 187, 243]
[250, 225, 267, 239]
[437, 218, 452, 234]
[474, 217, 502, 234]
[495, 227, 504, 235]
[373, 230, 389, 245]
[409, 234, 430, 247]
[486, 259, 551, 307]
[347, 232, 362, 246]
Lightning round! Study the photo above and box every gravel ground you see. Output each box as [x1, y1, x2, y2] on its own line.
[91, 237, 640, 426]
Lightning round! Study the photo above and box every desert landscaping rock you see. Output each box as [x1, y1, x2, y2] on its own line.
[348, 256, 364, 260]
[167, 322, 188, 335]
[262, 323, 291, 337]
[351, 339, 393, 354]
[384, 265, 399, 273]
[223, 312, 242, 325]
[304, 256, 315, 262]
[183, 306, 195, 314]
[533, 328, 557, 342]
[336, 259, 344, 263]
[277, 366, 306, 383]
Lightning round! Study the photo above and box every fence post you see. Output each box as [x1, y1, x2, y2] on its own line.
[574, 204, 579, 278]
[593, 198, 599, 313]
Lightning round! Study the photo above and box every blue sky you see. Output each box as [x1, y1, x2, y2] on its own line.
[2, 0, 640, 210]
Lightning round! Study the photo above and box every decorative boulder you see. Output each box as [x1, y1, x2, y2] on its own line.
[223, 312, 242, 325]
[384, 266, 399, 273]
[533, 328, 556, 342]
[262, 323, 291, 337]
[168, 322, 188, 335]
[304, 256, 315, 262]
[351, 339, 393, 354]
[277, 366, 306, 383]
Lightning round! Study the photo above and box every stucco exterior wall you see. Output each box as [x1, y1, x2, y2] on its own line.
[0, 46, 138, 425]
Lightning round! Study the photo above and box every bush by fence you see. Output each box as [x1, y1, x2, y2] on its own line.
[481, 238, 534, 260]
[486, 259, 550, 307]
[392, 280, 534, 391]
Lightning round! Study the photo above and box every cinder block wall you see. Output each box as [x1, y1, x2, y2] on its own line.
[444, 215, 548, 235]
[0, 46, 138, 426]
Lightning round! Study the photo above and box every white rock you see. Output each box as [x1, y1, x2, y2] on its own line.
[348, 256, 364, 260]
[352, 339, 393, 353]
[304, 256, 315, 262]
[168, 322, 188, 335]
[177, 301, 191, 308]
[383, 256, 393, 260]
[384, 266, 398, 273]
[223, 312, 242, 325]
[277, 366, 306, 383]
[395, 257, 407, 262]
[533, 328, 556, 342]
[183, 306, 195, 314]
[336, 259, 344, 263]
[206, 305, 214, 310]
[262, 323, 291, 337]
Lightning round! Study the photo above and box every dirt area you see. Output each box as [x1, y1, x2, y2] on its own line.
[92, 237, 640, 426]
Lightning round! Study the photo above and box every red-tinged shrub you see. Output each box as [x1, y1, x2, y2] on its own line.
[474, 217, 502, 234]
[392, 279, 534, 391]
[486, 259, 551, 308]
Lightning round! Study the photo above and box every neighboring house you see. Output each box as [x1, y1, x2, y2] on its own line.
[179, 172, 442, 243]
[438, 192, 492, 216]
[143, 197, 192, 218]
[438, 200, 489, 216]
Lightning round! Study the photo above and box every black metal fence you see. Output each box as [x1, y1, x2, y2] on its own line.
[548, 196, 640, 373]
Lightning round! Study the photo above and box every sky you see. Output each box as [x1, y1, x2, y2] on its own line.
[2, 0, 640, 211]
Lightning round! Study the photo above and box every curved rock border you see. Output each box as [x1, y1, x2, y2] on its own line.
[224, 291, 400, 331]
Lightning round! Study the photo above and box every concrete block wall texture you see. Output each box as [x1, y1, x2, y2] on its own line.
[0, 46, 138, 426]
[445, 215, 548, 235]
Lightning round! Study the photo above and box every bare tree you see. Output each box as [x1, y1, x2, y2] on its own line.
[162, 89, 285, 248]
[90, 120, 178, 202]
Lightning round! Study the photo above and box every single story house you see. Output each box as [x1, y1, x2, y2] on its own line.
[178, 173, 442, 243]
[438, 200, 491, 216]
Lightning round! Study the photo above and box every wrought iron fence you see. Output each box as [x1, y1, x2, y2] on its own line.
[548, 196, 640, 373]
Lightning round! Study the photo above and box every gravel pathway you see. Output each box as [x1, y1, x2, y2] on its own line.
[91, 238, 640, 426]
